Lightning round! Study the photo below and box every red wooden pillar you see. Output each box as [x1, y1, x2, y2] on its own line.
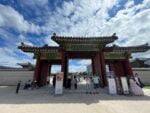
[61, 51, 68, 87]
[39, 61, 49, 86]
[48, 64, 51, 77]
[92, 58, 96, 75]
[124, 58, 134, 77]
[115, 61, 125, 77]
[47, 63, 51, 84]
[33, 57, 40, 82]
[99, 51, 107, 87]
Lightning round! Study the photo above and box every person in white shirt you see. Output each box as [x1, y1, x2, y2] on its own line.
[86, 77, 93, 93]
[73, 76, 78, 90]
[93, 75, 99, 89]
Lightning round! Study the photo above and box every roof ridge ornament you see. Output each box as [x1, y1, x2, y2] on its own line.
[43, 44, 49, 48]
[112, 33, 116, 36]
[53, 32, 56, 37]
[112, 33, 118, 39]
[112, 44, 119, 48]
[139, 43, 149, 47]
[20, 42, 31, 47]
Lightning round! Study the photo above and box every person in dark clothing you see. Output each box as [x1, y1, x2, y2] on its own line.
[52, 75, 56, 88]
[67, 76, 72, 89]
[16, 80, 21, 94]
[74, 76, 78, 90]
[135, 73, 145, 88]
[31, 80, 38, 89]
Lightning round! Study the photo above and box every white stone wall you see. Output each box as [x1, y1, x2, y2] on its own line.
[0, 70, 33, 86]
[0, 68, 150, 86]
[132, 68, 150, 85]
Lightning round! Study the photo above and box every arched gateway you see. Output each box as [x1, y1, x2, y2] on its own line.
[18, 33, 150, 88]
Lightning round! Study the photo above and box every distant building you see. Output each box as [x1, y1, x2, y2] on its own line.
[130, 58, 150, 68]
[17, 62, 35, 70]
[86, 64, 92, 74]
[0, 62, 34, 86]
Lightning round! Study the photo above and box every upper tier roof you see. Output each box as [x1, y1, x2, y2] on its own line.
[51, 33, 118, 45]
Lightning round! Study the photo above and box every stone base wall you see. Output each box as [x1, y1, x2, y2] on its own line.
[132, 68, 150, 85]
[0, 68, 150, 86]
[0, 70, 33, 86]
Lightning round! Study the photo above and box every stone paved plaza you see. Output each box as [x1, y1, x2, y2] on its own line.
[0, 81, 150, 113]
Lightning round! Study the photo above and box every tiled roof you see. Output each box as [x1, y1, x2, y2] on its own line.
[104, 43, 150, 53]
[18, 43, 60, 53]
[51, 33, 118, 45]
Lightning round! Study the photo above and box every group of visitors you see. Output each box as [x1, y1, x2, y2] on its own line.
[85, 75, 100, 94]
[16, 79, 39, 94]
[66, 76, 78, 90]
[52, 75, 79, 90]
[15, 72, 145, 96]
[24, 80, 38, 90]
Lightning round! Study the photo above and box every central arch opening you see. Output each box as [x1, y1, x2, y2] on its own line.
[65, 59, 100, 93]
[68, 59, 92, 73]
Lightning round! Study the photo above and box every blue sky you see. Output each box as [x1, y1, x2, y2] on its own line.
[0, 0, 150, 72]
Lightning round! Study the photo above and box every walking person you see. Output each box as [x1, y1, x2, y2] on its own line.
[32, 80, 38, 89]
[52, 75, 56, 88]
[93, 74, 99, 94]
[16, 80, 21, 94]
[134, 73, 145, 88]
[68, 76, 72, 89]
[74, 76, 78, 90]
[86, 77, 92, 94]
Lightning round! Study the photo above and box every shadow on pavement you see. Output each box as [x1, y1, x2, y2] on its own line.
[0, 86, 149, 105]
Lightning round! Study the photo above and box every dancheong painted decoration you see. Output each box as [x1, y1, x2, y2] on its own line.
[18, 33, 150, 87]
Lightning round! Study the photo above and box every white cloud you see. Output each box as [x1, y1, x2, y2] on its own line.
[125, 0, 134, 8]
[0, 47, 34, 67]
[43, 0, 150, 46]
[69, 65, 87, 73]
[1, 0, 150, 69]
[76, 60, 91, 66]
[60, 1, 75, 17]
[99, 1, 150, 58]
[50, 60, 91, 73]
[0, 28, 17, 43]
[17, 34, 34, 46]
[0, 4, 41, 33]
[44, 35, 59, 46]
[44, 0, 119, 36]
[21, 0, 48, 7]
[68, 59, 91, 72]
[51, 65, 61, 73]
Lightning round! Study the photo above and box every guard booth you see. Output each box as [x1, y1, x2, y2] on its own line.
[18, 33, 150, 88]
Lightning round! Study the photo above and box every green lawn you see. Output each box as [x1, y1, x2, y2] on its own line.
[144, 86, 150, 89]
